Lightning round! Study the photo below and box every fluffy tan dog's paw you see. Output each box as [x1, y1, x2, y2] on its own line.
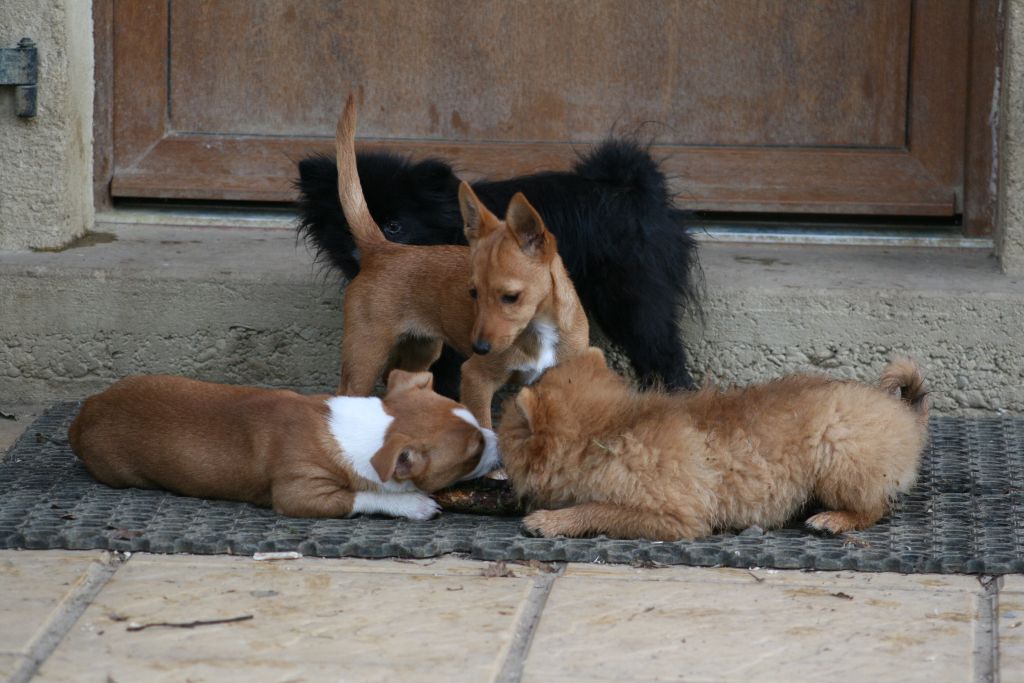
[522, 510, 566, 538]
[805, 510, 869, 535]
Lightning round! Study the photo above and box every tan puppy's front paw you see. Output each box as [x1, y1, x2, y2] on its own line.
[522, 509, 566, 538]
[805, 510, 869, 535]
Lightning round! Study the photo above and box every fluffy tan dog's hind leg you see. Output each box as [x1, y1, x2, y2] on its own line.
[523, 502, 710, 541]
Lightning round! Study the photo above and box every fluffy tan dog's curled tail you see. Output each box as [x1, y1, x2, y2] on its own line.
[879, 357, 929, 422]
[335, 93, 386, 251]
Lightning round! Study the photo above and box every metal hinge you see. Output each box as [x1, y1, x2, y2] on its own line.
[0, 38, 38, 117]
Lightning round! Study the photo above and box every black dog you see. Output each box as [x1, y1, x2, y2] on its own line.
[296, 140, 702, 397]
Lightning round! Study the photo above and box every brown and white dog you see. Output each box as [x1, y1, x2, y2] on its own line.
[499, 348, 930, 541]
[333, 93, 589, 426]
[68, 370, 500, 519]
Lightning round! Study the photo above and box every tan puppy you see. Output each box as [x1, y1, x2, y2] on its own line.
[499, 349, 929, 540]
[334, 93, 589, 427]
[69, 370, 500, 519]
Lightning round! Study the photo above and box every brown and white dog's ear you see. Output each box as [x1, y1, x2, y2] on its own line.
[370, 432, 428, 482]
[385, 369, 433, 396]
[514, 387, 538, 433]
[392, 447, 427, 480]
[459, 182, 498, 243]
[505, 192, 553, 258]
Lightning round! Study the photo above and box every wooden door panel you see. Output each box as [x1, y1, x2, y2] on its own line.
[168, 0, 910, 147]
[108, 0, 987, 227]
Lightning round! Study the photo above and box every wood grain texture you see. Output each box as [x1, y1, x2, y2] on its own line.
[111, 0, 167, 169]
[167, 0, 909, 147]
[110, 134, 954, 215]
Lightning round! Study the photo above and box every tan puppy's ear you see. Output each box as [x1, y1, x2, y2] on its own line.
[385, 369, 433, 395]
[583, 347, 608, 369]
[370, 433, 429, 482]
[514, 387, 538, 433]
[505, 193, 553, 258]
[459, 182, 498, 243]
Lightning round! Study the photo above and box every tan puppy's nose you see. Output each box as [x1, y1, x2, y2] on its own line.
[472, 340, 491, 355]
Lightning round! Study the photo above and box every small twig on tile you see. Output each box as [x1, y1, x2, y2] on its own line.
[126, 614, 253, 632]
[252, 551, 301, 561]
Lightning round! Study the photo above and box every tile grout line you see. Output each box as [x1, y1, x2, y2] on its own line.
[9, 551, 128, 683]
[495, 565, 563, 683]
[974, 575, 1001, 683]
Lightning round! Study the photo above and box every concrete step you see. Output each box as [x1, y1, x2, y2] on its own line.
[2, 212, 1022, 413]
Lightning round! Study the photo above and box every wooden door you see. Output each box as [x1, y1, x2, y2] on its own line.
[100, 0, 1001, 234]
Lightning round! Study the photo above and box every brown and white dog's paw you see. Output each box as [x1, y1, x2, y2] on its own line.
[521, 509, 566, 538]
[402, 494, 443, 521]
[351, 491, 441, 520]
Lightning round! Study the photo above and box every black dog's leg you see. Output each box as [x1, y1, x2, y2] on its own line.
[429, 345, 465, 400]
[590, 285, 696, 391]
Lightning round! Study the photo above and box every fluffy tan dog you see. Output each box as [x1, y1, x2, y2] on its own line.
[499, 348, 929, 540]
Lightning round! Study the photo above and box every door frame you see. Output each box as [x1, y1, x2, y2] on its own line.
[92, 0, 1005, 236]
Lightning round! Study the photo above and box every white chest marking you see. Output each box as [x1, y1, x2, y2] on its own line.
[325, 396, 415, 492]
[452, 408, 503, 478]
[513, 321, 559, 385]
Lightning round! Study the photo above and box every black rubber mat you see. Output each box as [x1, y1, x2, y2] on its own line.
[2, 402, 1022, 574]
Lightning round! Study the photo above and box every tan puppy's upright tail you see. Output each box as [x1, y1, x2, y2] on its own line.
[879, 356, 930, 421]
[335, 93, 386, 250]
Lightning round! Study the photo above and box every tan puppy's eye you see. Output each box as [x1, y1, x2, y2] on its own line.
[469, 287, 478, 300]
[502, 292, 521, 304]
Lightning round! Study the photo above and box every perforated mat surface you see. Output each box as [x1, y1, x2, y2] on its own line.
[2, 402, 1022, 573]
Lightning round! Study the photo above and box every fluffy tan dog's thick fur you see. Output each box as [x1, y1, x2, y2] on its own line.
[499, 349, 929, 541]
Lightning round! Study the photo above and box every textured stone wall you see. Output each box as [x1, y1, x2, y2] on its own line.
[0, 0, 93, 250]
[2, 225, 1022, 414]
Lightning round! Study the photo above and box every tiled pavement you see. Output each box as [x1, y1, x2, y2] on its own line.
[0, 549, 1014, 682]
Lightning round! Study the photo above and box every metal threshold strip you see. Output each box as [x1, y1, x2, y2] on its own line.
[691, 225, 994, 249]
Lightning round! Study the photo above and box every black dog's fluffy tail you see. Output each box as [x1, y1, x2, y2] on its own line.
[573, 138, 672, 202]
[573, 139, 704, 315]
[295, 153, 357, 278]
